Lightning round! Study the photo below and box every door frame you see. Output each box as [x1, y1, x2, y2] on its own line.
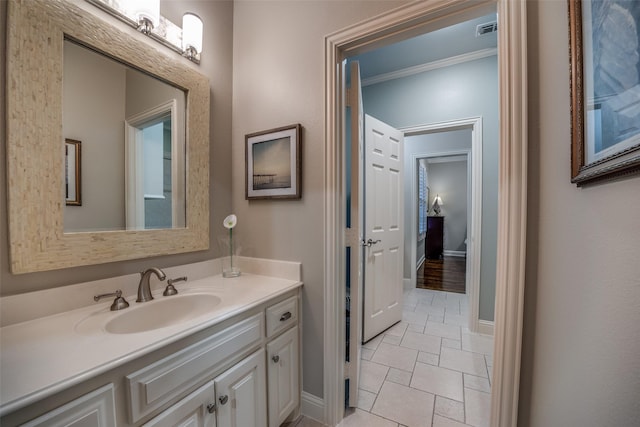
[403, 117, 483, 334]
[323, 1, 527, 426]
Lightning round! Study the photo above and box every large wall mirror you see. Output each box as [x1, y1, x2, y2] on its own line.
[63, 39, 187, 232]
[7, 0, 210, 274]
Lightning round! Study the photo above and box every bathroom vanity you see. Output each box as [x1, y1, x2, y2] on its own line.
[3, 1, 303, 424]
[0, 260, 302, 427]
[4, 1, 302, 424]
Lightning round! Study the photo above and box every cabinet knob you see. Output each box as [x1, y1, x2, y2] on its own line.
[280, 311, 292, 322]
[207, 403, 216, 414]
[219, 395, 229, 405]
[272, 355, 280, 363]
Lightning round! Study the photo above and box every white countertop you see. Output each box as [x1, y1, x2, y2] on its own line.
[0, 273, 302, 416]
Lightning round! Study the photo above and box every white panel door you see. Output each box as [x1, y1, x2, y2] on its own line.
[363, 114, 404, 342]
[346, 61, 364, 407]
[214, 349, 267, 427]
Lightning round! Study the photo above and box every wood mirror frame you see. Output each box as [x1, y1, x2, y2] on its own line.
[6, 0, 210, 274]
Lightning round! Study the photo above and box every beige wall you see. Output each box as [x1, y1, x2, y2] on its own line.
[520, 0, 640, 425]
[0, 0, 234, 294]
[232, 0, 409, 399]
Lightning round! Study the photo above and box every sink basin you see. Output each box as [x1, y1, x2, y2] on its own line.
[105, 294, 221, 334]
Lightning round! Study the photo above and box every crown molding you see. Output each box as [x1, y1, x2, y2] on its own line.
[361, 47, 497, 87]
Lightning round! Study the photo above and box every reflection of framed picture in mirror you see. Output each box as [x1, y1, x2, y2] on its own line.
[569, 0, 640, 185]
[245, 124, 302, 200]
[65, 139, 82, 206]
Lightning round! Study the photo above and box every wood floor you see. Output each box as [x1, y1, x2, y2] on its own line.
[417, 255, 466, 294]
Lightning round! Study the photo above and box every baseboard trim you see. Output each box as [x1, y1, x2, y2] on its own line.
[478, 320, 494, 336]
[300, 391, 325, 424]
[443, 250, 466, 258]
[403, 278, 413, 291]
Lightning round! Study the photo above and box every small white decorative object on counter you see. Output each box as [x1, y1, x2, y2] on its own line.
[222, 214, 241, 278]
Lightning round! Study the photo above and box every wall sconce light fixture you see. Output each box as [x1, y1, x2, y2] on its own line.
[182, 13, 203, 60]
[130, 0, 159, 34]
[86, 0, 202, 64]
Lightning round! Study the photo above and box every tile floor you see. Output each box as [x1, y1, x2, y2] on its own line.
[287, 288, 493, 427]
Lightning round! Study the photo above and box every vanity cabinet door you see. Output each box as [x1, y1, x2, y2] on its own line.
[214, 349, 267, 427]
[143, 381, 215, 427]
[22, 384, 115, 427]
[266, 326, 300, 427]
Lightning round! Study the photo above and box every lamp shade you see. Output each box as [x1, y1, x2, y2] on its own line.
[130, 0, 159, 28]
[432, 194, 443, 215]
[182, 13, 203, 54]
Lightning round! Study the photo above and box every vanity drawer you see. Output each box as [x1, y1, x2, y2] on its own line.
[266, 296, 298, 338]
[126, 313, 263, 423]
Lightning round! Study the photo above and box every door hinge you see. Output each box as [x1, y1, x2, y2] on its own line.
[344, 229, 359, 247]
[344, 361, 350, 379]
[345, 88, 352, 108]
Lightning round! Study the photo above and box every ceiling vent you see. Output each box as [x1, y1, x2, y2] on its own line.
[476, 21, 498, 37]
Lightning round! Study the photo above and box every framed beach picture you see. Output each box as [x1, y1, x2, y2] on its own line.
[65, 138, 82, 206]
[245, 124, 302, 200]
[569, 0, 640, 185]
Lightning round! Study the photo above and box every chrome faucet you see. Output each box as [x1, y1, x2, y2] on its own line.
[136, 267, 166, 303]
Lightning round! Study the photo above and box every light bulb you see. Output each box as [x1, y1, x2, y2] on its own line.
[182, 13, 203, 57]
[131, 0, 159, 33]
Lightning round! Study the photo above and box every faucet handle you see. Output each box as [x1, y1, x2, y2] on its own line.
[164, 276, 188, 296]
[94, 289, 130, 311]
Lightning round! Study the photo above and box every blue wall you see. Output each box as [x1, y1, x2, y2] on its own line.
[361, 55, 498, 321]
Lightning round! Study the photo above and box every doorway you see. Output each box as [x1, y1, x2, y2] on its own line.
[344, 72, 491, 425]
[345, 15, 493, 425]
[417, 154, 469, 294]
[403, 118, 485, 334]
[323, 1, 528, 427]
[125, 99, 185, 230]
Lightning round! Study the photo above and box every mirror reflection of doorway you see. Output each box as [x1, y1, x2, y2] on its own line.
[141, 116, 173, 229]
[125, 100, 185, 230]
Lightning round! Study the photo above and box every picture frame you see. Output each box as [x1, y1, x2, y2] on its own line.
[569, 0, 640, 186]
[245, 124, 302, 200]
[65, 138, 82, 206]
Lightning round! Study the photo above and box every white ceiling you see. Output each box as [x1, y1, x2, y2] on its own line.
[351, 13, 498, 80]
